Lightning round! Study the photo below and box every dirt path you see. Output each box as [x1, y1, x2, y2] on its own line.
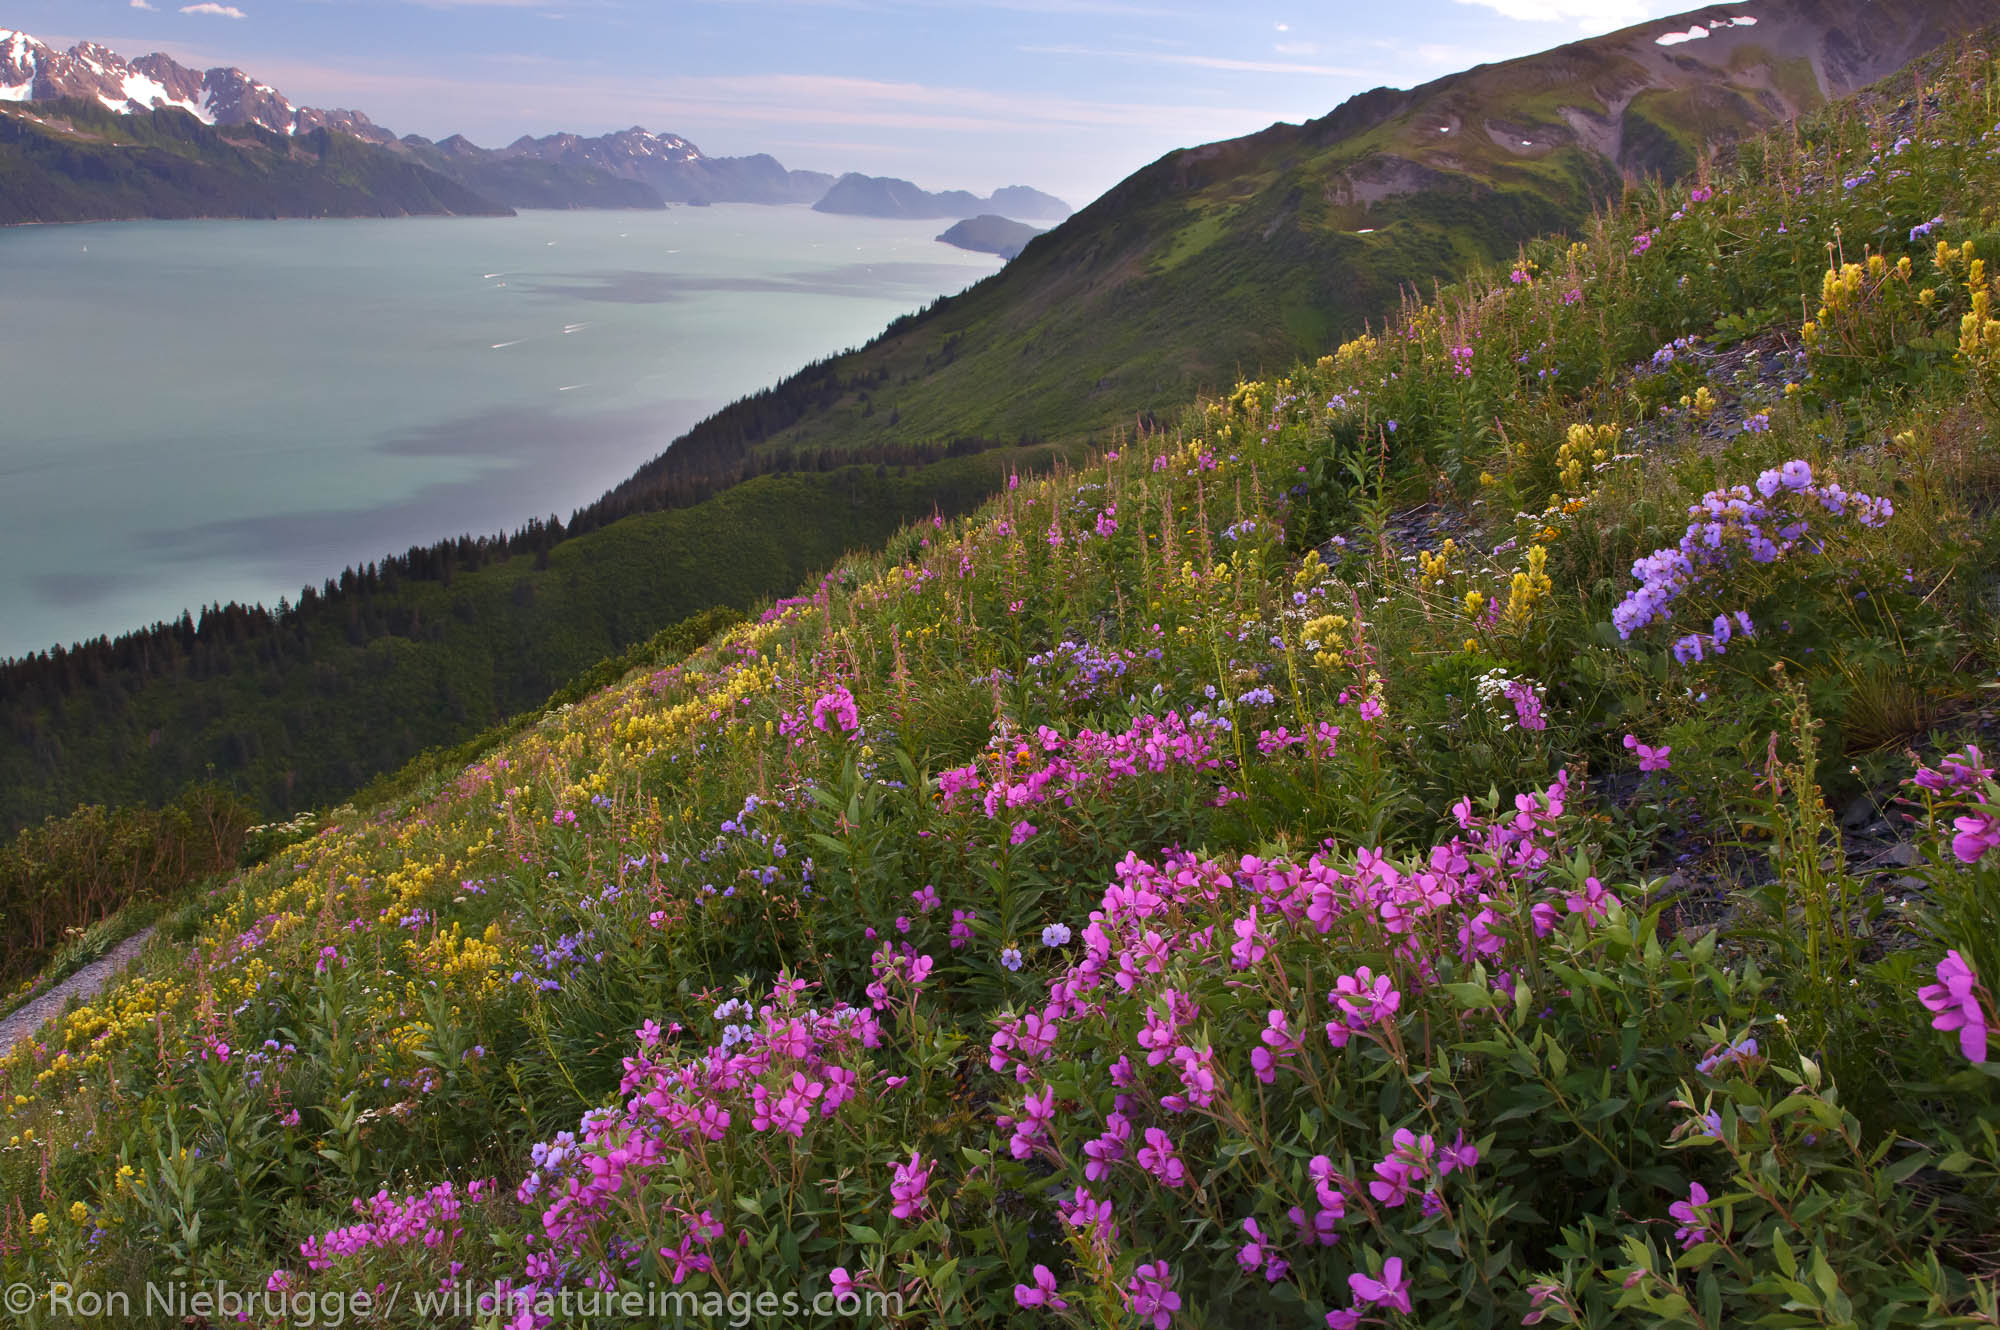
[0, 926, 158, 1059]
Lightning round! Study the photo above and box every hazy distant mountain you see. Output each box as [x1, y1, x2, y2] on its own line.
[815, 174, 1072, 221]
[937, 214, 1045, 259]
[398, 133, 664, 211]
[498, 126, 836, 205]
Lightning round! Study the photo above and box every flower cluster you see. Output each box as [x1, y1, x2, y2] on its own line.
[1612, 460, 1892, 657]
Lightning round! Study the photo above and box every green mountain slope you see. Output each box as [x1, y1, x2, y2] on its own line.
[590, 0, 1987, 527]
[0, 99, 510, 224]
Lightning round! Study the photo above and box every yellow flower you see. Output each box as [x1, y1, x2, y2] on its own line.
[30, 1212, 48, 1236]
[69, 1201, 88, 1224]
[1505, 544, 1552, 627]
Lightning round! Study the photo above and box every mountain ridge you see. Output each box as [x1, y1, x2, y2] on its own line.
[0, 25, 1065, 217]
[814, 173, 1072, 221]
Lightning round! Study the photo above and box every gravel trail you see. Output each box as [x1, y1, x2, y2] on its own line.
[0, 927, 158, 1058]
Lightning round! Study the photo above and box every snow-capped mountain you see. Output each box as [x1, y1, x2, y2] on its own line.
[0, 23, 1066, 217]
[0, 27, 392, 142]
[499, 126, 835, 205]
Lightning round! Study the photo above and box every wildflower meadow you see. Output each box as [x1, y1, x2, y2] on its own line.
[6, 36, 2000, 1330]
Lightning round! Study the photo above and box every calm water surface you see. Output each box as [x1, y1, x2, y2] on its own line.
[0, 205, 1000, 658]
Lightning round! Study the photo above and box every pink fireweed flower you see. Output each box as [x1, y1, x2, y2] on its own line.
[1082, 1112, 1130, 1181]
[1252, 1009, 1300, 1083]
[1623, 734, 1672, 771]
[810, 685, 860, 735]
[1124, 1261, 1181, 1330]
[1951, 810, 2000, 864]
[1168, 1043, 1218, 1110]
[1370, 1153, 1416, 1208]
[1349, 1257, 1412, 1314]
[1669, 1181, 1711, 1248]
[911, 885, 941, 913]
[1014, 1265, 1068, 1311]
[1910, 746, 1993, 794]
[1326, 966, 1401, 1047]
[1918, 950, 1991, 1063]
[1237, 1216, 1272, 1274]
[1438, 1130, 1480, 1175]
[1010, 820, 1038, 846]
[889, 1150, 931, 1221]
[1137, 1127, 1188, 1187]
[1565, 877, 1619, 926]
[1230, 908, 1268, 968]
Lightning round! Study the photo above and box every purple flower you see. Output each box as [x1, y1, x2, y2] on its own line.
[1124, 1261, 1181, 1330]
[1014, 1264, 1068, 1310]
[1565, 877, 1619, 926]
[1918, 951, 1991, 1063]
[1349, 1257, 1412, 1314]
[889, 1150, 931, 1220]
[1669, 1181, 1711, 1248]
[1137, 1127, 1188, 1187]
[1952, 810, 2000, 864]
[1623, 734, 1672, 772]
[1695, 1036, 1760, 1076]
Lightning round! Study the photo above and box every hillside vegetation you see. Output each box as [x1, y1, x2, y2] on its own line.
[0, 99, 508, 224]
[0, 451, 1056, 829]
[6, 0, 1978, 836]
[4, 34, 2000, 1329]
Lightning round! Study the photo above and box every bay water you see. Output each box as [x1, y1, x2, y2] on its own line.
[0, 205, 1001, 659]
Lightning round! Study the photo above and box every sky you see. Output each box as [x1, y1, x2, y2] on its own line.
[17, 0, 1709, 207]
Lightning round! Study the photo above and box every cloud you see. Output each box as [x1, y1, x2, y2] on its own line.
[179, 2, 247, 15]
[1447, 0, 1689, 27]
[130, 0, 158, 9]
[1023, 43, 1373, 77]
[1273, 41, 1319, 56]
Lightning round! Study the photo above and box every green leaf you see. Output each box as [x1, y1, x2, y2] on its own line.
[1772, 1230, 1797, 1279]
[845, 1223, 882, 1244]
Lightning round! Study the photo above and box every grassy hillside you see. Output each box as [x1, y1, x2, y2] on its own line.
[11, 0, 1975, 839]
[0, 99, 509, 224]
[4, 35, 2000, 1328]
[0, 450, 1058, 828]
